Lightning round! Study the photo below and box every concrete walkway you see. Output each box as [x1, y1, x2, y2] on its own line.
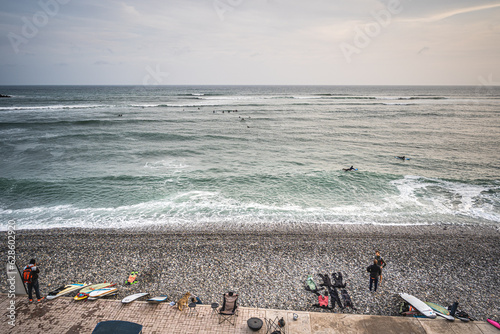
[1, 294, 497, 333]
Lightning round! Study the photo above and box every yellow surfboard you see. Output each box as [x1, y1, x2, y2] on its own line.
[47, 283, 88, 300]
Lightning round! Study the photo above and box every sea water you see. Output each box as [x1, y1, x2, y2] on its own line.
[0, 85, 499, 230]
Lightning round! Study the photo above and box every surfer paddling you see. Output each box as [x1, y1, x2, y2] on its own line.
[343, 166, 356, 172]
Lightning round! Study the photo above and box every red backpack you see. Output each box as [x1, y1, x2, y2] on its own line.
[22, 266, 33, 284]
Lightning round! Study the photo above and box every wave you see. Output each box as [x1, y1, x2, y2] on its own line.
[0, 104, 107, 111]
[398, 97, 447, 100]
[383, 103, 416, 106]
[369, 96, 447, 101]
[0, 95, 450, 113]
[187, 95, 382, 101]
[129, 103, 231, 108]
[0, 117, 207, 129]
[1, 173, 498, 230]
[175, 93, 223, 97]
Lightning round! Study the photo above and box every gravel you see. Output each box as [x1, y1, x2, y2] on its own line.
[1, 223, 499, 321]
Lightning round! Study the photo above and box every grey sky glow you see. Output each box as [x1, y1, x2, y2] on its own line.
[1, 0, 499, 85]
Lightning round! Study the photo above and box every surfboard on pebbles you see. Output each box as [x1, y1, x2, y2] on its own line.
[122, 293, 149, 304]
[400, 293, 436, 319]
[74, 282, 116, 301]
[88, 287, 119, 300]
[425, 302, 455, 321]
[147, 295, 168, 303]
[47, 283, 88, 300]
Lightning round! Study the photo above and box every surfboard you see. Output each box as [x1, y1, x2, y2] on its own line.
[400, 293, 436, 319]
[425, 302, 454, 321]
[147, 295, 168, 303]
[47, 283, 88, 300]
[122, 292, 149, 304]
[435, 311, 455, 321]
[74, 282, 115, 300]
[88, 287, 118, 300]
[342, 168, 358, 171]
[487, 319, 500, 329]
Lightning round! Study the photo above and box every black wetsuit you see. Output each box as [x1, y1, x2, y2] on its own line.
[327, 286, 343, 309]
[332, 272, 346, 288]
[319, 274, 332, 287]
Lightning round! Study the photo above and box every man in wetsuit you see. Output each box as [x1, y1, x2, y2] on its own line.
[375, 250, 386, 283]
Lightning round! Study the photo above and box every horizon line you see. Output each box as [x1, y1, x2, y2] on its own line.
[1, 84, 496, 87]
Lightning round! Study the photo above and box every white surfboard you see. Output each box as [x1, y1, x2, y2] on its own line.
[88, 287, 118, 300]
[122, 292, 149, 304]
[400, 293, 436, 319]
[435, 311, 455, 321]
[147, 295, 168, 303]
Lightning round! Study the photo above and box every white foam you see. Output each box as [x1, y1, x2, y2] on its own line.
[390, 176, 499, 221]
[0, 128, 28, 135]
[143, 160, 189, 170]
[0, 104, 106, 111]
[1, 176, 498, 230]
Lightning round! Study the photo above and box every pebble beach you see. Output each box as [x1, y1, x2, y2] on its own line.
[2, 223, 499, 321]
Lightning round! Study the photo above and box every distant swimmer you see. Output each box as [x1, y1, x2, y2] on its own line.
[343, 166, 357, 172]
[395, 156, 410, 161]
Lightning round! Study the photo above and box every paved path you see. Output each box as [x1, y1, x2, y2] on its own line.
[1, 294, 497, 333]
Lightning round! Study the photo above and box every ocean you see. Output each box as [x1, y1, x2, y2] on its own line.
[0, 85, 499, 230]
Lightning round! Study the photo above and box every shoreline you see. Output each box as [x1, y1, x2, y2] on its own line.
[2, 224, 499, 320]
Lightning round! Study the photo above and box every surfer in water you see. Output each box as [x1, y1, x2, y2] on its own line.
[343, 166, 356, 172]
[396, 156, 406, 160]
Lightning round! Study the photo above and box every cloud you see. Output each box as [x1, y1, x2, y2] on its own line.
[121, 3, 140, 16]
[1, 0, 499, 85]
[417, 47, 429, 55]
[404, 3, 500, 23]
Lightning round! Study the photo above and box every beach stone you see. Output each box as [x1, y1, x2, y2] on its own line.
[0, 224, 498, 321]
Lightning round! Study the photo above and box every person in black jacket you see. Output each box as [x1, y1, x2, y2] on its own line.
[367, 259, 381, 292]
[23, 259, 43, 302]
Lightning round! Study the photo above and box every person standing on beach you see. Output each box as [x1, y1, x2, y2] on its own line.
[367, 260, 381, 292]
[23, 259, 44, 302]
[375, 250, 386, 283]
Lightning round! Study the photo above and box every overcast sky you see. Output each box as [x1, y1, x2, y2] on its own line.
[1, 0, 499, 85]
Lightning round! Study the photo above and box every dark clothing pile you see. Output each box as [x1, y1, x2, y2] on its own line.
[309, 273, 356, 311]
